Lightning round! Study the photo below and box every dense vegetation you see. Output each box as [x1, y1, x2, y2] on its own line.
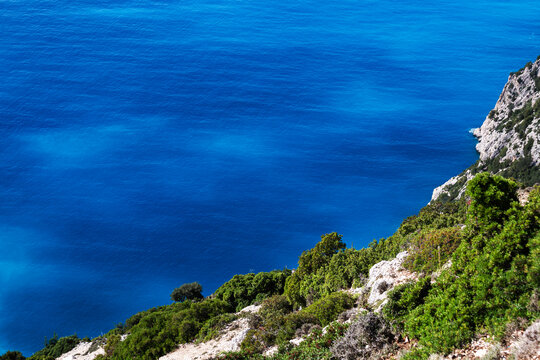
[385, 174, 540, 357]
[5, 172, 538, 360]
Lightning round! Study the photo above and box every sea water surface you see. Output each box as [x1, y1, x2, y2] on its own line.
[1, 0, 539, 355]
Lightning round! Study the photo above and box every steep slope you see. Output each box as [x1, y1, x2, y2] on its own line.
[432, 57, 540, 202]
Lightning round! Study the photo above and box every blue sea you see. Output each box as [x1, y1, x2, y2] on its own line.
[0, 0, 539, 355]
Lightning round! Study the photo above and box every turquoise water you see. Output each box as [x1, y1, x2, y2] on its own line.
[0, 0, 539, 355]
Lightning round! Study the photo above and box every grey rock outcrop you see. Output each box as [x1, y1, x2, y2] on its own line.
[349, 251, 417, 312]
[432, 57, 540, 202]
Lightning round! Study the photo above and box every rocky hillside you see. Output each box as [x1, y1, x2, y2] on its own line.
[432, 56, 540, 202]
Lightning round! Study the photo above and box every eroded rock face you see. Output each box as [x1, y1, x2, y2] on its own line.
[473, 61, 540, 166]
[366, 252, 416, 310]
[432, 58, 540, 202]
[350, 251, 417, 312]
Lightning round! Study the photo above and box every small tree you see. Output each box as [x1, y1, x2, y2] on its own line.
[170, 282, 203, 302]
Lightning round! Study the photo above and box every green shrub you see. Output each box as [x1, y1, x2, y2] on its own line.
[239, 329, 267, 354]
[466, 173, 518, 234]
[296, 233, 346, 275]
[303, 292, 354, 327]
[285, 233, 374, 308]
[103, 334, 120, 357]
[260, 295, 293, 329]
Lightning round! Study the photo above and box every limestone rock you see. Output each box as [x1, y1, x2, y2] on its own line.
[432, 58, 540, 202]
[55, 341, 105, 360]
[350, 252, 417, 312]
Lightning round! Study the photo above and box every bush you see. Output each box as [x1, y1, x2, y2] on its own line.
[170, 282, 203, 302]
[259, 295, 293, 329]
[296, 233, 346, 275]
[284, 233, 369, 308]
[103, 334, 121, 357]
[466, 172, 518, 234]
[330, 312, 395, 360]
[303, 292, 355, 327]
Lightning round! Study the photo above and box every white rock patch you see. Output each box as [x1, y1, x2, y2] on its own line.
[56, 341, 104, 360]
[349, 251, 416, 312]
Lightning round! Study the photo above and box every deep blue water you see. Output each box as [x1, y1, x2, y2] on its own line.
[0, 0, 539, 355]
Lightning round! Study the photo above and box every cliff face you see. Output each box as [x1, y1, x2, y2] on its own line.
[432, 57, 540, 202]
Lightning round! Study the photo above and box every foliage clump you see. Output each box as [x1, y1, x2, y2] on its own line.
[302, 292, 354, 327]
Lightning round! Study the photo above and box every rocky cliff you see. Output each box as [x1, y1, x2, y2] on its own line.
[432, 56, 540, 202]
